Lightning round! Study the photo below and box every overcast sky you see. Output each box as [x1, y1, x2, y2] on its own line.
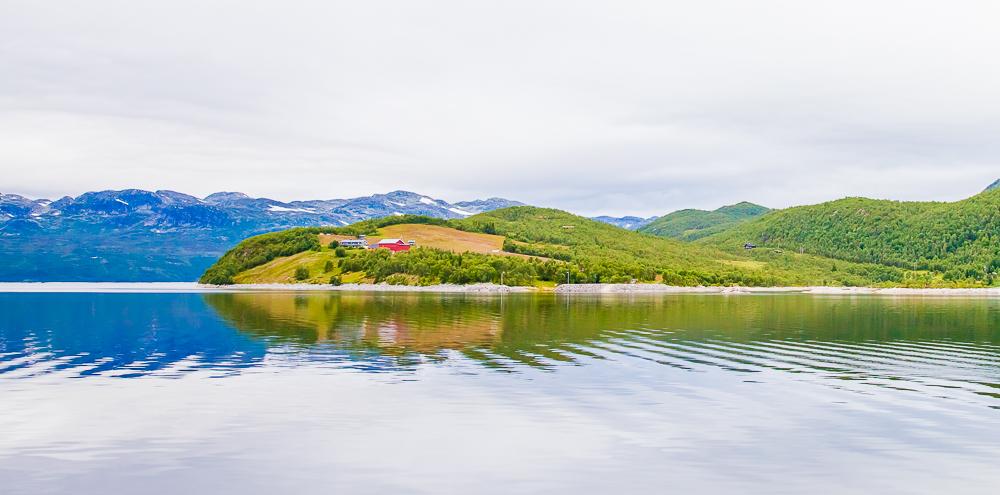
[1, 1, 998, 216]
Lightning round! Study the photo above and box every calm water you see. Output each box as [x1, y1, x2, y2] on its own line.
[2, 290, 1000, 494]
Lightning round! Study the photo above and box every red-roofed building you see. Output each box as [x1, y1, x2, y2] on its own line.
[376, 238, 414, 252]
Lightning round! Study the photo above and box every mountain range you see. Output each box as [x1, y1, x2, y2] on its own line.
[0, 189, 523, 281]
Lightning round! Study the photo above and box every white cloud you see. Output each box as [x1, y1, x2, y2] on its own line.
[0, 0, 998, 215]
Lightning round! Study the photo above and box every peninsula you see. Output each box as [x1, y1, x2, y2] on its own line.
[199, 186, 1000, 291]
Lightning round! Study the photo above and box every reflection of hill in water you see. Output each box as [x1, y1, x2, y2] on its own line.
[205, 292, 504, 366]
[206, 292, 1000, 345]
[205, 292, 1000, 403]
[206, 292, 1000, 372]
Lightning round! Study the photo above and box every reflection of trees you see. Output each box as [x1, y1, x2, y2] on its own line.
[203, 293, 504, 355]
[204, 292, 1000, 371]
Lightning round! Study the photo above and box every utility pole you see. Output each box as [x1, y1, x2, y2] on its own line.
[500, 271, 505, 286]
[566, 271, 570, 284]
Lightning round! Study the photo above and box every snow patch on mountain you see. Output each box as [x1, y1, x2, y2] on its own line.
[268, 205, 317, 213]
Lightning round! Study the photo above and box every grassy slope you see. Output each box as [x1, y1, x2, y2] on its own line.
[234, 250, 345, 284]
[639, 202, 770, 241]
[700, 189, 1000, 286]
[375, 224, 505, 253]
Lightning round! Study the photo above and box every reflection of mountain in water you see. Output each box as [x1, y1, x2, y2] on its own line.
[205, 293, 1000, 401]
[0, 293, 266, 377]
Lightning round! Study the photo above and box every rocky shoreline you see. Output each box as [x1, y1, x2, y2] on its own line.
[553, 283, 1000, 296]
[211, 282, 1000, 296]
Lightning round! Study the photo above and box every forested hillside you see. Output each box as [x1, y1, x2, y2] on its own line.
[203, 206, 921, 288]
[701, 189, 1000, 285]
[639, 202, 769, 240]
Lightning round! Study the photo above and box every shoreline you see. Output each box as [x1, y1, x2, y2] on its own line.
[0, 282, 998, 296]
[211, 282, 535, 293]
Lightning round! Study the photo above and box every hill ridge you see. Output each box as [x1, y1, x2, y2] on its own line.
[638, 201, 770, 241]
[700, 188, 1000, 285]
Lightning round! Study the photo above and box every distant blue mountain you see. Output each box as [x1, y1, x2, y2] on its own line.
[986, 179, 1000, 192]
[0, 190, 523, 282]
[590, 215, 658, 230]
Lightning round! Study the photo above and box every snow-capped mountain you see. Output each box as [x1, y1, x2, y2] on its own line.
[0, 189, 521, 231]
[452, 198, 525, 215]
[0, 189, 523, 282]
[589, 215, 658, 230]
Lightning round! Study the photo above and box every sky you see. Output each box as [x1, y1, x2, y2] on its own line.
[1, 0, 999, 216]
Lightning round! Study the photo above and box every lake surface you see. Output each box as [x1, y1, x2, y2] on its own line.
[2, 289, 1000, 494]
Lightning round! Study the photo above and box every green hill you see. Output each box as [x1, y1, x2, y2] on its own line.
[700, 189, 1000, 286]
[201, 206, 934, 288]
[638, 202, 770, 240]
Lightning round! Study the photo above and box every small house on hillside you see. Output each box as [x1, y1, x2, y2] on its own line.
[340, 238, 369, 248]
[376, 238, 414, 252]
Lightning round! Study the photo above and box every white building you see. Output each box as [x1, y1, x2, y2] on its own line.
[340, 238, 368, 248]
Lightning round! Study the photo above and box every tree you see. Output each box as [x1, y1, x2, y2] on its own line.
[328, 240, 340, 249]
[335, 247, 347, 257]
[294, 266, 309, 281]
[324, 260, 334, 272]
[329, 275, 342, 286]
